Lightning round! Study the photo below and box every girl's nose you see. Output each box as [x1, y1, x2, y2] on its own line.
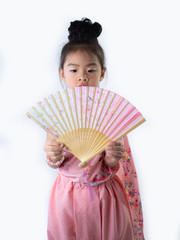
[78, 74, 88, 82]
[78, 76, 88, 82]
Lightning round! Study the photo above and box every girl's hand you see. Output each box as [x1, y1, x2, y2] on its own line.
[105, 140, 125, 167]
[43, 134, 65, 164]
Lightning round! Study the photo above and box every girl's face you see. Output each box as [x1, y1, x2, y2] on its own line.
[59, 50, 106, 88]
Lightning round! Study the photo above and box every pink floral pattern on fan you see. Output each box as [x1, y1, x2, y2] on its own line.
[26, 87, 145, 166]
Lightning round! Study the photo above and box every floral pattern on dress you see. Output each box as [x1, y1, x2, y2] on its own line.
[80, 152, 114, 185]
[84, 164, 94, 175]
[94, 163, 112, 182]
[59, 158, 71, 172]
[120, 143, 144, 240]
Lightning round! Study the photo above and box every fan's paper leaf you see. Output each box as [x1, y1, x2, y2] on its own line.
[26, 87, 145, 167]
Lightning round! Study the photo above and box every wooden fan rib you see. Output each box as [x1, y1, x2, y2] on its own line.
[89, 118, 146, 158]
[105, 106, 136, 138]
[66, 89, 76, 130]
[38, 102, 63, 136]
[86, 92, 118, 155]
[85, 87, 89, 129]
[80, 87, 83, 129]
[86, 90, 110, 155]
[86, 88, 104, 153]
[83, 88, 89, 156]
[79, 114, 143, 167]
[42, 97, 76, 148]
[44, 97, 64, 135]
[89, 116, 145, 161]
[100, 96, 123, 133]
[92, 112, 144, 155]
[26, 112, 59, 140]
[66, 89, 82, 155]
[95, 90, 110, 131]
[28, 109, 73, 147]
[103, 100, 128, 136]
[81, 87, 88, 158]
[51, 93, 80, 148]
[51, 94, 69, 133]
[79, 87, 83, 157]
[73, 88, 83, 157]
[91, 88, 103, 129]
[87, 87, 96, 129]
[109, 112, 143, 140]
[86, 97, 127, 155]
[59, 130, 80, 154]
[32, 106, 60, 138]
[73, 88, 79, 129]
[57, 91, 83, 154]
[86, 87, 96, 146]
[58, 91, 73, 132]
[113, 118, 146, 142]
[78, 142, 108, 167]
[88, 110, 143, 158]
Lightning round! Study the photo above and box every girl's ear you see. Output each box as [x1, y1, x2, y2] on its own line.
[100, 67, 106, 81]
[59, 68, 66, 82]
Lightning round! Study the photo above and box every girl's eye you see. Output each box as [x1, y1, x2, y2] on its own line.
[70, 69, 77, 73]
[88, 69, 96, 73]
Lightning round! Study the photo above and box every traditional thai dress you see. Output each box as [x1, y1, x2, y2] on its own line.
[47, 135, 145, 240]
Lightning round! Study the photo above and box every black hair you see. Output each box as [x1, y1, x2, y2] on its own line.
[59, 18, 106, 70]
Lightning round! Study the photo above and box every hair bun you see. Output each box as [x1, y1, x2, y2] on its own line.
[68, 18, 102, 44]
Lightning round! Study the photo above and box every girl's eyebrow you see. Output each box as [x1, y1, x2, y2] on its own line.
[87, 63, 98, 67]
[67, 63, 79, 67]
[67, 63, 98, 67]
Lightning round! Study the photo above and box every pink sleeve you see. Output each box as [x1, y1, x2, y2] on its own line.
[116, 135, 145, 240]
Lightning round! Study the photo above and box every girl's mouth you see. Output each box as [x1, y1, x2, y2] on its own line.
[79, 84, 87, 87]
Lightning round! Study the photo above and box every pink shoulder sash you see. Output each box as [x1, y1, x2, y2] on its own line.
[116, 135, 145, 239]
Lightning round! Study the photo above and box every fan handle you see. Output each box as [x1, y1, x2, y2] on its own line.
[78, 161, 88, 168]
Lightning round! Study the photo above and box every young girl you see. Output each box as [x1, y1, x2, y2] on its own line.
[44, 18, 145, 240]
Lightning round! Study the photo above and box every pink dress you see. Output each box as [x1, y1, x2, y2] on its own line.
[47, 136, 145, 240]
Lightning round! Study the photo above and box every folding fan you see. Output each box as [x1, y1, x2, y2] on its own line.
[26, 87, 145, 168]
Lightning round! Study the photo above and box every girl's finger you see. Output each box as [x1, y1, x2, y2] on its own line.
[106, 140, 123, 147]
[44, 144, 64, 153]
[48, 151, 64, 162]
[106, 150, 124, 158]
[50, 155, 63, 163]
[46, 150, 63, 157]
[106, 145, 125, 152]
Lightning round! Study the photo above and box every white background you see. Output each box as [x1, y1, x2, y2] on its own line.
[0, 0, 180, 239]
